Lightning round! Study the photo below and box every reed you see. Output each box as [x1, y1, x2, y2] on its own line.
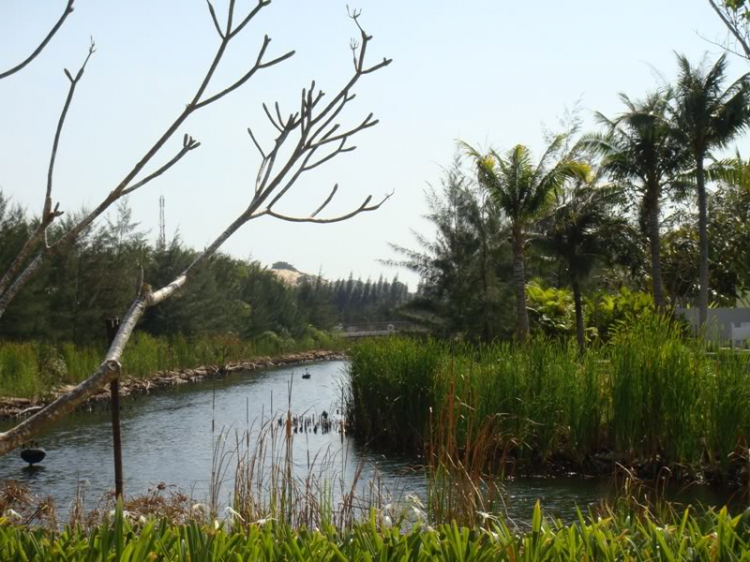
[347, 315, 750, 481]
[0, 332, 345, 399]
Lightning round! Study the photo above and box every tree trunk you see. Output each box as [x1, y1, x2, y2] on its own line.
[480, 235, 491, 342]
[512, 232, 529, 342]
[572, 275, 584, 355]
[647, 188, 665, 312]
[696, 157, 709, 329]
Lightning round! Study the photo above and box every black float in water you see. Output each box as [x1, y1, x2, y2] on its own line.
[20, 447, 46, 466]
[301, 369, 311, 380]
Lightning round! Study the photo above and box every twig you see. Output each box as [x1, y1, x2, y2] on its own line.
[122, 135, 201, 195]
[707, 0, 750, 59]
[0, 0, 75, 80]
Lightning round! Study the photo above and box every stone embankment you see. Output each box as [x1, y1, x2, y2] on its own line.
[0, 350, 346, 421]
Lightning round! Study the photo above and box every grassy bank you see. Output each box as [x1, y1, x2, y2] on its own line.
[348, 315, 750, 482]
[3, 500, 750, 560]
[0, 330, 345, 399]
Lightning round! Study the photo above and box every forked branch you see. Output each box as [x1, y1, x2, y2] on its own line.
[0, 0, 290, 320]
[264, 191, 393, 224]
[0, 41, 93, 299]
[708, 0, 750, 60]
[0, 10, 392, 456]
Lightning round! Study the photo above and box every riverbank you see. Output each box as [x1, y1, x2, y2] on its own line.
[0, 349, 346, 421]
[0, 332, 346, 398]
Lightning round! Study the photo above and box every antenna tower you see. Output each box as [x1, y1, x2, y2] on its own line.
[158, 195, 166, 250]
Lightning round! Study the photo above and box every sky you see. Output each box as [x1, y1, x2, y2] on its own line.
[0, 0, 746, 289]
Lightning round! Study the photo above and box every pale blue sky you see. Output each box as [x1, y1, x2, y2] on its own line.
[0, 1, 745, 287]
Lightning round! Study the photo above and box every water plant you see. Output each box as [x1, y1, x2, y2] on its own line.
[347, 315, 750, 482]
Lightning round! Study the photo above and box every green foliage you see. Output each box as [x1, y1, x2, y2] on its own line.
[3, 501, 750, 560]
[348, 337, 445, 451]
[348, 318, 750, 479]
[390, 157, 515, 341]
[0, 194, 408, 358]
[525, 282, 575, 337]
[587, 287, 654, 341]
[0, 331, 344, 398]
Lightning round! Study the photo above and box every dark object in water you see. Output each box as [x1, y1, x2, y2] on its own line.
[21, 448, 46, 466]
[301, 370, 311, 380]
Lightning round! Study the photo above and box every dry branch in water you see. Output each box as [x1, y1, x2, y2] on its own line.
[0, 4, 391, 455]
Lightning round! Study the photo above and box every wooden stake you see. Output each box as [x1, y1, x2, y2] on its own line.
[106, 317, 123, 500]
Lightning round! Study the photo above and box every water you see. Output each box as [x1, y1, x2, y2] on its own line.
[0, 360, 742, 523]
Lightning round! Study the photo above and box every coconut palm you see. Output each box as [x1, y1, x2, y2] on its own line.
[583, 91, 689, 311]
[538, 174, 626, 353]
[670, 54, 750, 327]
[463, 136, 588, 341]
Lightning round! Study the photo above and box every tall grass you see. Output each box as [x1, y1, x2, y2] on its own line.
[0, 332, 345, 399]
[347, 314, 750, 480]
[348, 337, 445, 451]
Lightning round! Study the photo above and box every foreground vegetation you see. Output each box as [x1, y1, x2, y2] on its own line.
[0, 331, 344, 399]
[4, 500, 750, 561]
[348, 315, 750, 483]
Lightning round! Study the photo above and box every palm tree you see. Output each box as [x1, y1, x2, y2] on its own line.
[463, 136, 588, 341]
[539, 175, 626, 353]
[670, 54, 750, 328]
[583, 91, 689, 311]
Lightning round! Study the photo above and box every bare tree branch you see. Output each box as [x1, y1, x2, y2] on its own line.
[0, 0, 75, 80]
[0, 42, 93, 299]
[312, 183, 339, 217]
[0, 9, 392, 455]
[121, 135, 201, 196]
[707, 0, 750, 60]
[262, 192, 392, 224]
[0, 0, 288, 319]
[46, 40, 95, 217]
[247, 128, 266, 159]
[195, 37, 295, 109]
[229, 0, 271, 39]
[205, 0, 225, 40]
[262, 100, 284, 133]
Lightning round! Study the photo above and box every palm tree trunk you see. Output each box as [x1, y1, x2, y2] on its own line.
[647, 192, 666, 311]
[572, 275, 584, 355]
[512, 233, 529, 341]
[696, 157, 709, 329]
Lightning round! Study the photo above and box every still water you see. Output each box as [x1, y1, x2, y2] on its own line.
[0, 360, 741, 522]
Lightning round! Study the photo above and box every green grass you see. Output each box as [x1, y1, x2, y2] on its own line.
[347, 314, 750, 481]
[0, 332, 346, 399]
[3, 500, 750, 561]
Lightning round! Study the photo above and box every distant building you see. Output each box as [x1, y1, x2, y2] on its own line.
[675, 308, 750, 347]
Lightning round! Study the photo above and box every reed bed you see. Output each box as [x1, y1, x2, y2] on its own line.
[0, 333, 344, 399]
[347, 314, 750, 481]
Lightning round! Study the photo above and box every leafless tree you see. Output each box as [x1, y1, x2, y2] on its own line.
[0, 2, 391, 455]
[707, 0, 750, 60]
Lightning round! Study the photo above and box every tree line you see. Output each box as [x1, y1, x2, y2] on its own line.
[0, 195, 409, 346]
[394, 52, 750, 352]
